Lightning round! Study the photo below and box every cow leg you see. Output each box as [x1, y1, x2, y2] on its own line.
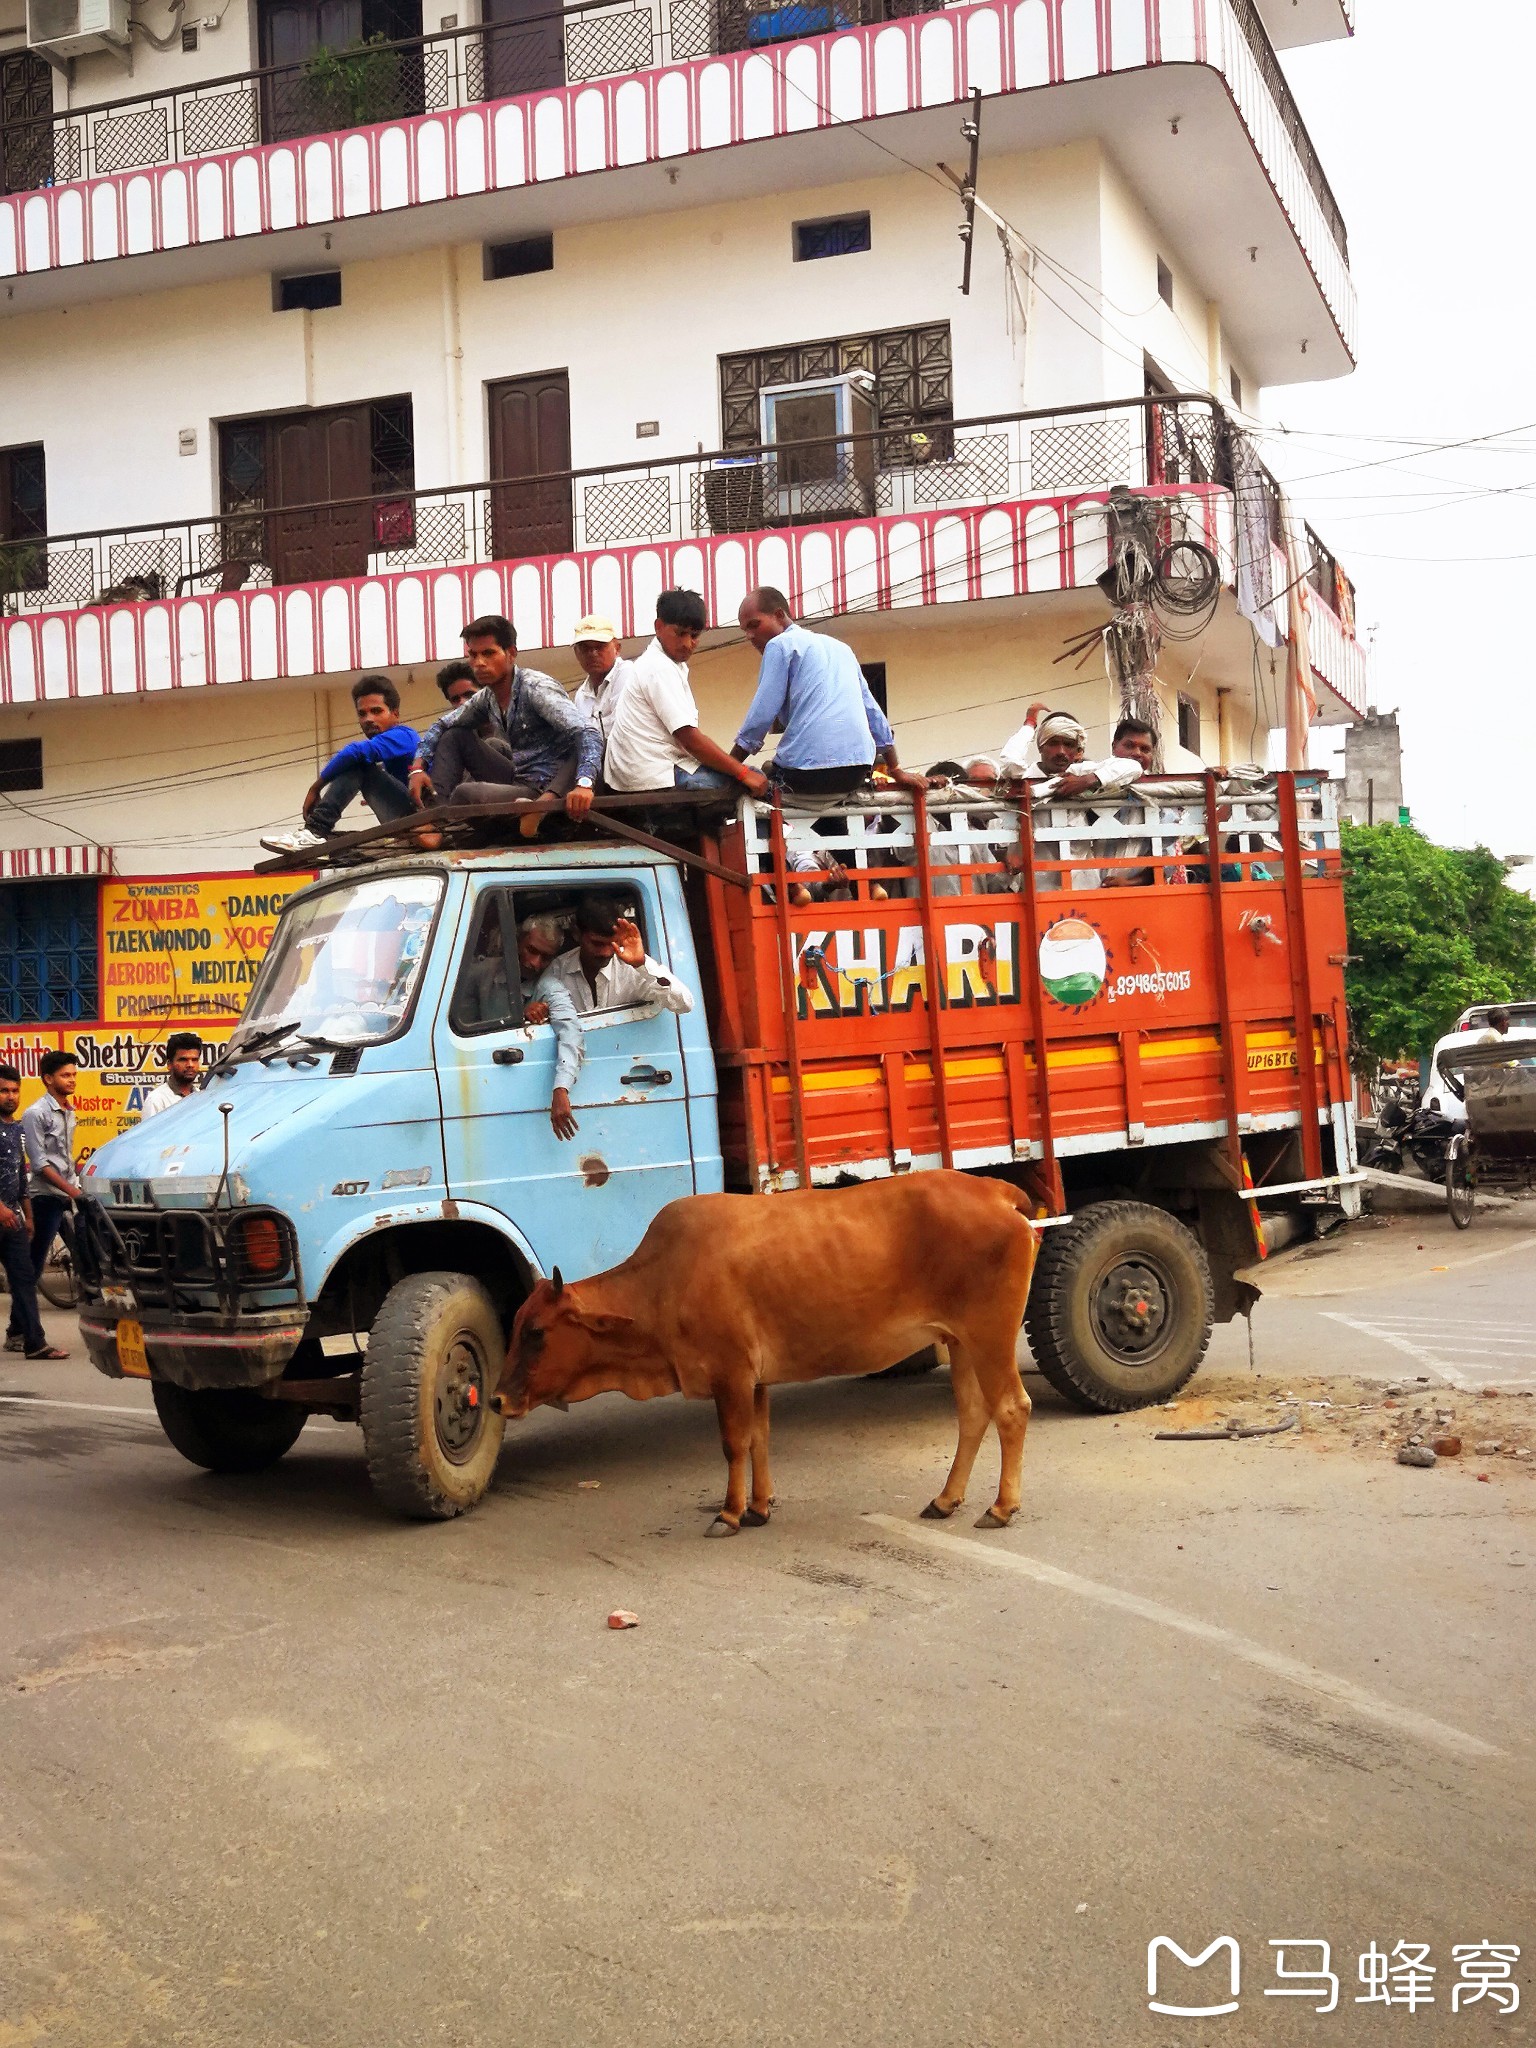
[707, 1378, 756, 1536]
[923, 1350, 991, 1519]
[741, 1383, 774, 1527]
[968, 1342, 1032, 1529]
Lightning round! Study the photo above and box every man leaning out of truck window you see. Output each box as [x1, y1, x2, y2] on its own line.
[515, 913, 586, 1143]
[546, 895, 694, 1019]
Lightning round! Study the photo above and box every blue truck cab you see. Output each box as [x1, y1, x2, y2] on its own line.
[76, 846, 719, 1517]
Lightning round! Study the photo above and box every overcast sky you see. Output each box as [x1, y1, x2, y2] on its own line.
[1264, 4, 1533, 864]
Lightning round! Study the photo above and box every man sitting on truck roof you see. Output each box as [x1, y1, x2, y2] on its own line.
[262, 675, 420, 854]
[602, 590, 768, 800]
[407, 615, 602, 838]
[546, 896, 694, 1018]
[732, 587, 926, 795]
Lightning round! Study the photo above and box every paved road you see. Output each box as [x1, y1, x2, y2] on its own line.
[1208, 1199, 1536, 1391]
[2, 1226, 1532, 2047]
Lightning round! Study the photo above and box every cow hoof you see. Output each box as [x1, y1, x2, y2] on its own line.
[705, 1516, 740, 1538]
[921, 1499, 957, 1520]
[974, 1507, 1015, 1529]
[741, 1507, 772, 1527]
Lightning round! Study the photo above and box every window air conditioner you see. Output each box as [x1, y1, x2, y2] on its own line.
[27, 0, 130, 59]
[759, 372, 876, 524]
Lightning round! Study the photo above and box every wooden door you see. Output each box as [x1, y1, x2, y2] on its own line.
[0, 51, 55, 196]
[478, 0, 564, 103]
[259, 0, 365, 140]
[487, 373, 573, 560]
[268, 405, 373, 585]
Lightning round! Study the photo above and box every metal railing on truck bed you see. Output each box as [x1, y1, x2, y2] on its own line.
[696, 772, 1351, 1201]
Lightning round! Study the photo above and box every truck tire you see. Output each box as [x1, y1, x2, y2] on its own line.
[1024, 1201, 1213, 1413]
[360, 1271, 507, 1521]
[151, 1382, 308, 1474]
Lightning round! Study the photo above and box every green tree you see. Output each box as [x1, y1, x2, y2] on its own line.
[1340, 822, 1536, 1067]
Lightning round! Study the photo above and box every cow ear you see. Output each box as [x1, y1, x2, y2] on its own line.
[549, 1266, 564, 1299]
[578, 1310, 636, 1340]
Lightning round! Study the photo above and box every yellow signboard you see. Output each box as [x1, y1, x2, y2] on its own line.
[0, 1023, 239, 1161]
[99, 872, 313, 1025]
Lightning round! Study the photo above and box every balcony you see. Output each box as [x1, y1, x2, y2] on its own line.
[1250, 0, 1352, 49]
[0, 0, 1355, 372]
[0, 392, 1362, 718]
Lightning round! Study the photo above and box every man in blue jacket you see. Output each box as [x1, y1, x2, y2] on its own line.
[262, 675, 419, 853]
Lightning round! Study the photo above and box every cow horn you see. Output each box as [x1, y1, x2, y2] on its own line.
[550, 1266, 564, 1298]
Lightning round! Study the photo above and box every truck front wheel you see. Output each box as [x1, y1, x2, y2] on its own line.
[151, 1382, 308, 1473]
[1024, 1201, 1213, 1413]
[360, 1271, 507, 1520]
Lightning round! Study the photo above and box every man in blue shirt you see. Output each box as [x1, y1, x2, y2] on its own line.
[731, 587, 925, 795]
[263, 675, 419, 854]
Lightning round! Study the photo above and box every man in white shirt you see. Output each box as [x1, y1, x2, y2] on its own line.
[602, 588, 768, 799]
[545, 897, 694, 1018]
[141, 1030, 203, 1118]
[570, 616, 636, 756]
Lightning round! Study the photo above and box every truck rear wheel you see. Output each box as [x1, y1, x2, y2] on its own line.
[1024, 1201, 1212, 1413]
[360, 1271, 507, 1521]
[151, 1382, 308, 1473]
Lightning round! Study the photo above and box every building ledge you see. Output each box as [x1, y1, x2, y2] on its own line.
[0, 0, 1354, 368]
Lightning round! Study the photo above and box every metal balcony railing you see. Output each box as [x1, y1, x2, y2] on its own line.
[0, 395, 1233, 617]
[1225, 0, 1348, 261]
[0, 0, 939, 192]
[0, 0, 1347, 266]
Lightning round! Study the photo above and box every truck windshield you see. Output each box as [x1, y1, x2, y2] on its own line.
[235, 873, 443, 1049]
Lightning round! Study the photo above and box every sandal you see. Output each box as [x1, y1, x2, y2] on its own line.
[24, 1345, 68, 1360]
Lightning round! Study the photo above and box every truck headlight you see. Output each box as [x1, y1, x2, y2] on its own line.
[226, 1213, 292, 1282]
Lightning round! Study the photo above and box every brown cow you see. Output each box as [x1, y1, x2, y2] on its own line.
[493, 1170, 1038, 1534]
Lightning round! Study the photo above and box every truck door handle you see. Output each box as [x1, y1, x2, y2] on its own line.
[493, 1046, 525, 1065]
[621, 1062, 672, 1087]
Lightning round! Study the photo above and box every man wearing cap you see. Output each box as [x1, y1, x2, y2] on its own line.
[570, 617, 635, 760]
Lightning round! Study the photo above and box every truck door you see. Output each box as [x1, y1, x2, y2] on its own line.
[432, 876, 697, 1276]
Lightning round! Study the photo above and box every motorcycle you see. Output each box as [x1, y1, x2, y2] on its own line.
[1363, 1094, 1462, 1183]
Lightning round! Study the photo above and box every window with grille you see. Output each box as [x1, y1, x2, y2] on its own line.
[0, 442, 47, 601]
[793, 212, 871, 262]
[718, 324, 952, 458]
[0, 879, 99, 1024]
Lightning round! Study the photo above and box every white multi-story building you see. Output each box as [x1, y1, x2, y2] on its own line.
[0, 0, 1364, 1070]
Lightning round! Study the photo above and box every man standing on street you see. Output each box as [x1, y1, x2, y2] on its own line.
[408, 615, 600, 836]
[732, 587, 926, 794]
[140, 1031, 204, 1120]
[262, 675, 419, 854]
[11, 1050, 79, 1357]
[0, 1064, 65, 1359]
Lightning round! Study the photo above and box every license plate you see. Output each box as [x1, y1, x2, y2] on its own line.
[102, 1284, 136, 1314]
[116, 1318, 150, 1379]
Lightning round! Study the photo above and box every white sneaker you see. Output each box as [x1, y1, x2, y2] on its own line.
[260, 827, 325, 854]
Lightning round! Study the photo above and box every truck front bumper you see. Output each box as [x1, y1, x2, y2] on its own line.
[81, 1313, 307, 1390]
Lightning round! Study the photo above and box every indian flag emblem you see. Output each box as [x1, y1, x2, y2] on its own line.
[1038, 916, 1107, 1008]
